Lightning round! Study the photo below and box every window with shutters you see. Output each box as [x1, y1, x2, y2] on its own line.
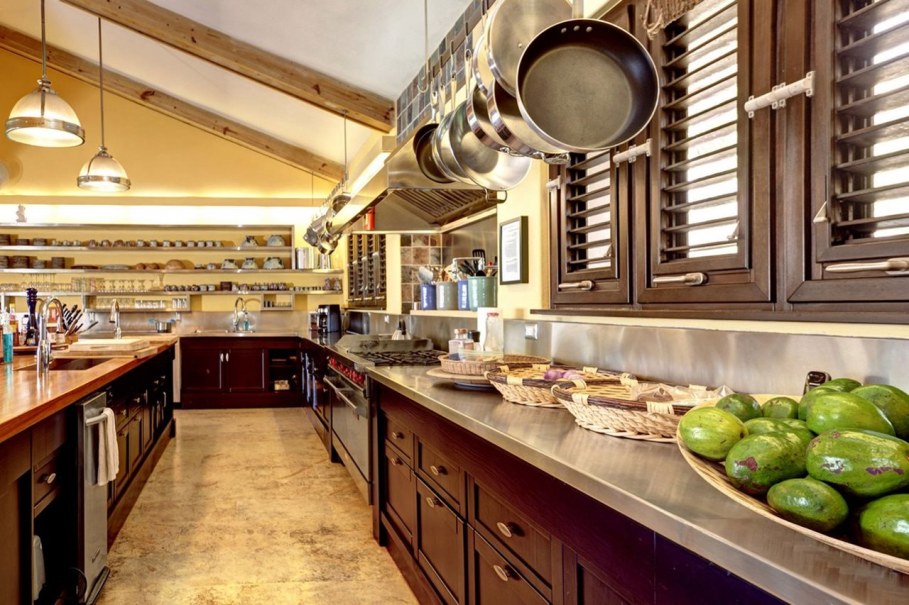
[550, 150, 632, 306]
[792, 0, 909, 304]
[638, 0, 773, 304]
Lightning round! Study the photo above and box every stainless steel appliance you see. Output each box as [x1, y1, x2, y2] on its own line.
[324, 335, 443, 503]
[317, 304, 342, 334]
[75, 391, 111, 605]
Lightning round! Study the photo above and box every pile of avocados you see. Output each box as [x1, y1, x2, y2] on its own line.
[678, 379, 909, 561]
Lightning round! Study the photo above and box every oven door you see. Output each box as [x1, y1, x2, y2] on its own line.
[325, 366, 371, 503]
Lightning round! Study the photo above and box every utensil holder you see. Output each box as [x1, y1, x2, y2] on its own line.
[436, 282, 458, 310]
[457, 279, 470, 310]
[467, 276, 497, 310]
[420, 282, 437, 310]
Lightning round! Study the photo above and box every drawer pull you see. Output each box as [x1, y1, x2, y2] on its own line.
[429, 464, 447, 476]
[40, 472, 57, 485]
[391, 431, 405, 440]
[496, 521, 518, 538]
[493, 564, 514, 582]
[557, 280, 594, 291]
[425, 496, 441, 509]
[652, 272, 707, 286]
[390, 457, 403, 466]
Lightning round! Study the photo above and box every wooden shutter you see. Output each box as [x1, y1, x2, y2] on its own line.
[793, 0, 909, 303]
[639, 0, 772, 304]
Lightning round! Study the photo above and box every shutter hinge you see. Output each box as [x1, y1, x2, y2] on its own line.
[745, 71, 815, 118]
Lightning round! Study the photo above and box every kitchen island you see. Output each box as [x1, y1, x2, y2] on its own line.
[369, 365, 909, 605]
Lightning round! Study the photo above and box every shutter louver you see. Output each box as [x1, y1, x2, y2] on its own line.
[566, 151, 614, 271]
[660, 0, 739, 260]
[835, 0, 909, 242]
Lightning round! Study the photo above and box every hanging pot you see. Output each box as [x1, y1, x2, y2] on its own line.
[413, 84, 452, 183]
[432, 78, 472, 183]
[485, 0, 572, 96]
[487, 79, 570, 163]
[515, 0, 659, 152]
[464, 46, 511, 154]
[447, 99, 532, 191]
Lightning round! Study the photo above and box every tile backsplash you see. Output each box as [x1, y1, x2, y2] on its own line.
[399, 234, 454, 312]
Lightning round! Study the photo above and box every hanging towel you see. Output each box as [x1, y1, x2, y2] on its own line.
[96, 408, 119, 486]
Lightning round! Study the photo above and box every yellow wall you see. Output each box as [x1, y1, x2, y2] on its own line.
[0, 50, 331, 201]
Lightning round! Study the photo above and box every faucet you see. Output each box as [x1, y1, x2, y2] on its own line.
[36, 297, 64, 370]
[233, 297, 249, 332]
[109, 299, 121, 339]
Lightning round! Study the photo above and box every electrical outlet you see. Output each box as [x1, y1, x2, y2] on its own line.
[524, 323, 539, 340]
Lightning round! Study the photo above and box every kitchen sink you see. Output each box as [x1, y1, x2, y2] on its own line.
[15, 357, 114, 372]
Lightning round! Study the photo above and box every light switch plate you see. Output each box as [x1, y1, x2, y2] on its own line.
[524, 323, 539, 340]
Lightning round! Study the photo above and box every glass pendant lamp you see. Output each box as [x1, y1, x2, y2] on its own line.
[5, 0, 85, 147]
[78, 18, 130, 192]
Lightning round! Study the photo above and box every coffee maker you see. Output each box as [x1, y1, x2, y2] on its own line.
[317, 304, 341, 334]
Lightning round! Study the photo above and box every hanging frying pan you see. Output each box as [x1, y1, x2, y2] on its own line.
[485, 0, 572, 96]
[464, 47, 511, 154]
[413, 84, 453, 183]
[487, 79, 570, 163]
[515, 0, 659, 152]
[432, 78, 472, 183]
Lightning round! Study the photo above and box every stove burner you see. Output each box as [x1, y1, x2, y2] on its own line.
[356, 350, 444, 366]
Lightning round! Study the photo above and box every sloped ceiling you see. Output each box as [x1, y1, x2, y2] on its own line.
[0, 0, 473, 185]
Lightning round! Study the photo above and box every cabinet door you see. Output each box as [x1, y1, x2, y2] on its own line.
[180, 345, 224, 392]
[471, 531, 549, 605]
[0, 433, 30, 605]
[225, 347, 266, 393]
[384, 444, 416, 547]
[563, 547, 638, 605]
[416, 478, 466, 605]
[637, 0, 774, 305]
[127, 416, 142, 477]
[115, 424, 129, 497]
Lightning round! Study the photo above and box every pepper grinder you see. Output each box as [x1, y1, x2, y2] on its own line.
[25, 287, 38, 346]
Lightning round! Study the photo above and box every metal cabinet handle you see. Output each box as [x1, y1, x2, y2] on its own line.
[390, 457, 403, 466]
[496, 521, 517, 538]
[493, 564, 514, 582]
[825, 257, 909, 276]
[219, 352, 224, 363]
[557, 280, 594, 291]
[391, 431, 405, 440]
[225, 351, 230, 363]
[429, 464, 447, 476]
[652, 272, 707, 286]
[425, 496, 441, 508]
[40, 472, 56, 485]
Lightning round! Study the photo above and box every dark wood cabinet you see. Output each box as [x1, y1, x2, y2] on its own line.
[416, 477, 467, 605]
[347, 233, 387, 309]
[0, 432, 30, 605]
[384, 442, 416, 546]
[470, 530, 549, 605]
[180, 337, 301, 408]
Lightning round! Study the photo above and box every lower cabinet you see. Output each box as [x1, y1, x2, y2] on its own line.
[0, 432, 30, 605]
[376, 384, 784, 605]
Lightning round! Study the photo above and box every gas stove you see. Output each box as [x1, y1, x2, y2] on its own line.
[354, 349, 443, 366]
[331, 334, 443, 371]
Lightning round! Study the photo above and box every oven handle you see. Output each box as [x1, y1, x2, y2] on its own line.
[324, 375, 368, 418]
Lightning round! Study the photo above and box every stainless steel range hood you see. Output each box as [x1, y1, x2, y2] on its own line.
[328, 135, 502, 233]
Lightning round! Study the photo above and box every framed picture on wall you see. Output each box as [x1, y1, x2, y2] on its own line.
[499, 216, 528, 284]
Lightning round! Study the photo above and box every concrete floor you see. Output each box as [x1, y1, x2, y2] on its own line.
[97, 408, 418, 604]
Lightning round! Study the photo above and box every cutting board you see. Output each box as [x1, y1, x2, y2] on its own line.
[68, 338, 151, 352]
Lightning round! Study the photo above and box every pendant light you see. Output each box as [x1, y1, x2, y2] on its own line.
[78, 18, 130, 192]
[5, 0, 85, 147]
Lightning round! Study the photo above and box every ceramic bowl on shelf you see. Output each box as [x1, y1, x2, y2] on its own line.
[241, 235, 259, 248]
[263, 257, 284, 270]
[221, 259, 239, 270]
[266, 234, 286, 247]
[241, 258, 258, 270]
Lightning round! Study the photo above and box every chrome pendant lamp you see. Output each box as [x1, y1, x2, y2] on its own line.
[5, 0, 85, 147]
[78, 18, 130, 192]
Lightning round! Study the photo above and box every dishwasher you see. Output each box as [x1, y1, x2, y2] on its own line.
[75, 391, 112, 604]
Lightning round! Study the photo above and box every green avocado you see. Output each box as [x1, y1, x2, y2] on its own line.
[806, 429, 909, 498]
[856, 494, 909, 559]
[819, 377, 862, 393]
[762, 396, 799, 419]
[798, 387, 837, 421]
[715, 393, 762, 422]
[743, 418, 814, 447]
[806, 392, 895, 436]
[767, 477, 849, 533]
[678, 407, 747, 461]
[852, 384, 909, 440]
[724, 432, 807, 496]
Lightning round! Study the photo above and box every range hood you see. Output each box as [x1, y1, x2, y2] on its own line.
[328, 135, 502, 233]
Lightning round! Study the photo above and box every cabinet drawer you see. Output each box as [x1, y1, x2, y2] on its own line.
[384, 413, 413, 462]
[384, 444, 415, 546]
[32, 410, 67, 464]
[416, 478, 466, 604]
[473, 482, 552, 586]
[471, 531, 549, 605]
[418, 440, 463, 509]
[33, 451, 62, 507]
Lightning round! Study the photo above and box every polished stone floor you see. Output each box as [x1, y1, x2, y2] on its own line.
[97, 408, 417, 604]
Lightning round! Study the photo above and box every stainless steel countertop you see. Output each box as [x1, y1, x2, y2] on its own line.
[368, 365, 909, 605]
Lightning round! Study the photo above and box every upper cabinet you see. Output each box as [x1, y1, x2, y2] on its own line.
[546, 0, 909, 321]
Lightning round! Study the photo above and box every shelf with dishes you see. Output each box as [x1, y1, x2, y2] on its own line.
[0, 267, 341, 273]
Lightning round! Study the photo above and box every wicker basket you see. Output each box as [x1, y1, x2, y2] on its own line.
[438, 353, 550, 376]
[551, 380, 706, 442]
[485, 365, 627, 408]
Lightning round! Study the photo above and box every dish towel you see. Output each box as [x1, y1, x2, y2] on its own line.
[96, 408, 119, 486]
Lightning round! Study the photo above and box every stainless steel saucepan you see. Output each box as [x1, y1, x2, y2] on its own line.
[487, 79, 570, 163]
[432, 78, 472, 183]
[413, 84, 452, 183]
[516, 0, 659, 152]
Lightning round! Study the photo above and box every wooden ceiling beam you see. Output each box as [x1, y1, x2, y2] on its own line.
[0, 25, 343, 182]
[61, 0, 395, 132]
